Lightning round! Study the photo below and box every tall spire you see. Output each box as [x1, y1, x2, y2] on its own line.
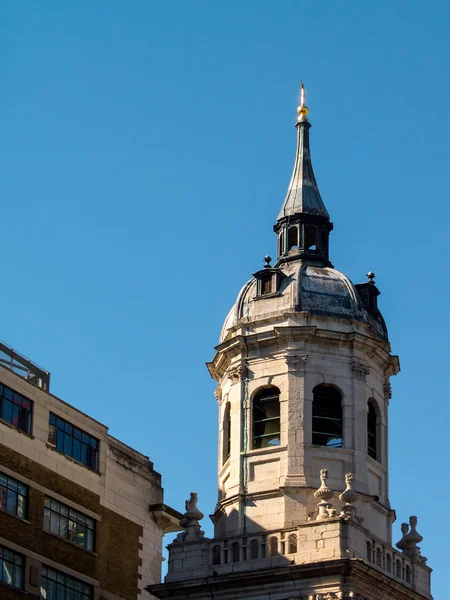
[274, 84, 333, 266]
[277, 83, 329, 220]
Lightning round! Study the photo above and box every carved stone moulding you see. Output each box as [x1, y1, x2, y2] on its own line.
[285, 354, 308, 371]
[351, 360, 370, 381]
[383, 383, 392, 400]
[226, 364, 247, 383]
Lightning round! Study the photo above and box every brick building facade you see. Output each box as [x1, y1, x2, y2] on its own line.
[0, 341, 180, 600]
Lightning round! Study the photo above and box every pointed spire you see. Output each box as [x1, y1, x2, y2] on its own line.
[274, 85, 333, 266]
[277, 83, 329, 221]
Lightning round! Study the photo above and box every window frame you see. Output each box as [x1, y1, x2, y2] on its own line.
[43, 497, 96, 552]
[0, 382, 33, 435]
[252, 387, 281, 450]
[48, 413, 99, 472]
[0, 472, 28, 520]
[40, 566, 92, 600]
[0, 545, 24, 590]
[367, 399, 381, 462]
[311, 385, 343, 448]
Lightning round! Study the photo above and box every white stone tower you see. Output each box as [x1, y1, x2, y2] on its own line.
[148, 86, 432, 600]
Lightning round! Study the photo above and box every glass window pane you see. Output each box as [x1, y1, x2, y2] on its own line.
[4, 388, 13, 400]
[17, 494, 25, 518]
[7, 489, 17, 514]
[3, 399, 12, 423]
[64, 434, 72, 456]
[50, 512, 60, 535]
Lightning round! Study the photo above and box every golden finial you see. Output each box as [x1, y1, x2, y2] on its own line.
[297, 81, 309, 122]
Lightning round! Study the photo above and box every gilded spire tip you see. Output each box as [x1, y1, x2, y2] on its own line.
[297, 81, 309, 122]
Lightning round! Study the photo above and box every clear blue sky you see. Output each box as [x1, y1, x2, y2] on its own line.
[2, 1, 449, 594]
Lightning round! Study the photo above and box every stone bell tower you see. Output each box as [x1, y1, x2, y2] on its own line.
[148, 86, 433, 600]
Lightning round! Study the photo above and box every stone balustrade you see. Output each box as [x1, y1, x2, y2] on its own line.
[166, 518, 432, 599]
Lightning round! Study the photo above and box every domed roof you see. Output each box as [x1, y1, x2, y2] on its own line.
[219, 263, 388, 344]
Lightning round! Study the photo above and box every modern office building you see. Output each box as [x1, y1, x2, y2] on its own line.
[148, 88, 433, 599]
[0, 341, 180, 600]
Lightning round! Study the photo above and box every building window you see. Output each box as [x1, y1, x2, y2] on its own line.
[288, 534, 297, 554]
[0, 383, 33, 434]
[367, 400, 379, 461]
[0, 473, 28, 519]
[49, 414, 99, 471]
[252, 387, 281, 449]
[0, 546, 23, 590]
[304, 225, 317, 250]
[222, 402, 231, 464]
[312, 385, 343, 448]
[288, 226, 299, 250]
[40, 566, 92, 600]
[44, 497, 95, 552]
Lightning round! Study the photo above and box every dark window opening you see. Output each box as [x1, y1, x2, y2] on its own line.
[288, 226, 299, 250]
[312, 385, 343, 448]
[252, 387, 281, 449]
[278, 231, 285, 256]
[212, 545, 221, 565]
[261, 275, 272, 295]
[0, 545, 23, 589]
[269, 536, 278, 556]
[250, 539, 258, 559]
[0, 473, 27, 519]
[222, 402, 231, 464]
[386, 553, 392, 573]
[396, 559, 402, 578]
[406, 565, 411, 583]
[376, 547, 382, 566]
[41, 566, 92, 600]
[44, 497, 95, 552]
[288, 534, 297, 554]
[367, 402, 377, 460]
[305, 225, 317, 250]
[0, 383, 33, 434]
[366, 542, 372, 561]
[49, 413, 99, 471]
[231, 542, 240, 562]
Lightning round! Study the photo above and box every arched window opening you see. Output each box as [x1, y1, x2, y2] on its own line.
[376, 547, 382, 567]
[396, 559, 402, 578]
[253, 387, 281, 449]
[232, 542, 240, 563]
[406, 565, 411, 583]
[279, 231, 285, 256]
[250, 539, 259, 559]
[367, 401, 378, 460]
[212, 545, 221, 565]
[366, 542, 372, 561]
[305, 225, 317, 250]
[222, 402, 231, 464]
[288, 226, 299, 250]
[386, 553, 392, 573]
[269, 536, 278, 556]
[312, 385, 343, 448]
[288, 534, 297, 554]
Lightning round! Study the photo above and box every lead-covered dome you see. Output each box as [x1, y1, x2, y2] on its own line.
[219, 263, 388, 344]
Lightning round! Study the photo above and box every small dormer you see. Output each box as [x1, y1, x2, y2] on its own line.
[253, 256, 283, 299]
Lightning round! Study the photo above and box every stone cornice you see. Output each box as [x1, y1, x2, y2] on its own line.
[147, 558, 430, 600]
[207, 327, 399, 382]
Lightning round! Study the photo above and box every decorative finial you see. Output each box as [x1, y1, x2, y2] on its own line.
[339, 473, 358, 519]
[367, 271, 375, 283]
[314, 469, 334, 520]
[175, 492, 206, 543]
[297, 81, 309, 122]
[264, 255, 272, 268]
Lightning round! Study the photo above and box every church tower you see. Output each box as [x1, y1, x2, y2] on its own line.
[148, 87, 432, 600]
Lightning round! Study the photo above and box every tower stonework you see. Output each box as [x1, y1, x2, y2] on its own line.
[148, 88, 432, 600]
